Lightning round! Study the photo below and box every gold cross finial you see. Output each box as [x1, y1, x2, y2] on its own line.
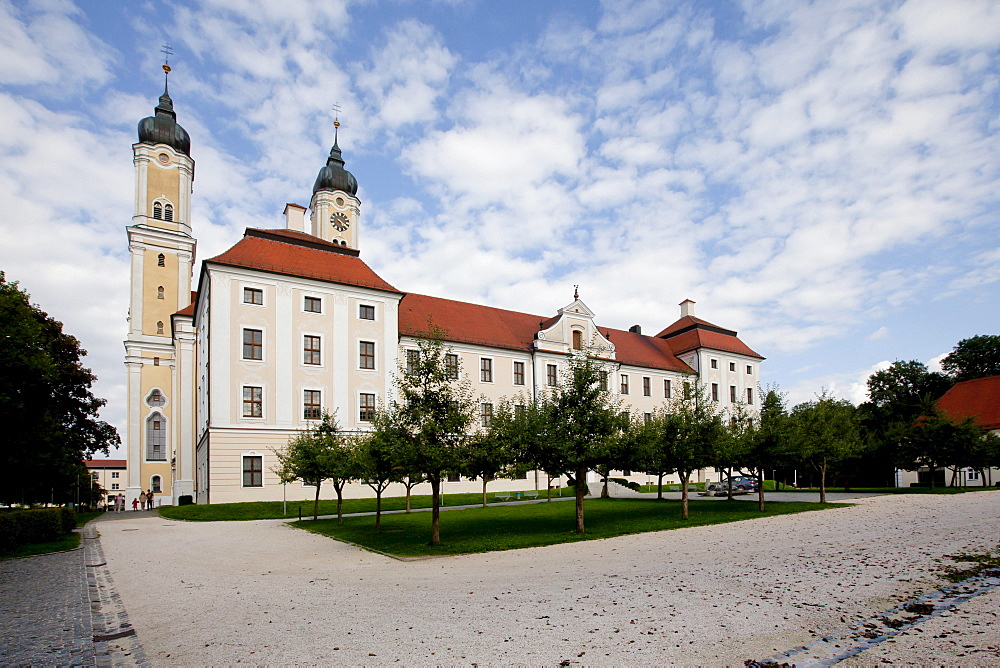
[160, 43, 174, 75]
[574, 285, 579, 300]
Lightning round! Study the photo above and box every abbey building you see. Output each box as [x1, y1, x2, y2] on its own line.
[124, 81, 764, 506]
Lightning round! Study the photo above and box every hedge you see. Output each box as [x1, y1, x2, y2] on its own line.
[0, 507, 77, 554]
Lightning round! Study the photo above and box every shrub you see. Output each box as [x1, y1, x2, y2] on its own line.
[608, 477, 641, 492]
[0, 508, 74, 553]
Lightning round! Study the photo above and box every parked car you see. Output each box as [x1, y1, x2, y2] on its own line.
[706, 475, 759, 496]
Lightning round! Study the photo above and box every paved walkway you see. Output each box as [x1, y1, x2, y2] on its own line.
[0, 512, 148, 666]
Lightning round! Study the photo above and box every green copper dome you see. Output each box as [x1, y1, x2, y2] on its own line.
[312, 137, 358, 196]
[137, 83, 191, 156]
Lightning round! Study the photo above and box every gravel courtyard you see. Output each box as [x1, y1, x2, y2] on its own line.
[98, 492, 1000, 665]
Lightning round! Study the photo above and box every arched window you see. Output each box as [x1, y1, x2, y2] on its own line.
[153, 202, 162, 219]
[157, 286, 164, 299]
[572, 330, 583, 350]
[146, 413, 166, 460]
[157, 253, 165, 267]
[151, 475, 162, 493]
[156, 321, 164, 335]
[164, 203, 174, 221]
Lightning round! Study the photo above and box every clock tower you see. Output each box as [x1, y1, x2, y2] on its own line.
[310, 121, 361, 249]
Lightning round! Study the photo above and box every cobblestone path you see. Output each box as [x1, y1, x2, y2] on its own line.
[0, 515, 146, 666]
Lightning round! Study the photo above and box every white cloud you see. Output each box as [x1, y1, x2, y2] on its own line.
[868, 326, 889, 341]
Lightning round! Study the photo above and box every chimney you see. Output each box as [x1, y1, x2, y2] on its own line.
[679, 299, 696, 318]
[283, 203, 307, 232]
[628, 324, 642, 334]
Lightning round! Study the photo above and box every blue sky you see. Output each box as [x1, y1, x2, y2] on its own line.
[1, 0, 998, 446]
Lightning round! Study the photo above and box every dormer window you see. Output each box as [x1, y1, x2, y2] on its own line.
[164, 203, 173, 221]
[572, 330, 582, 350]
[153, 202, 162, 219]
[157, 253, 165, 267]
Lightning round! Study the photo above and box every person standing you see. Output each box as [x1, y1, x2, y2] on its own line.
[131, 496, 139, 511]
[117, 493, 125, 512]
[139, 491, 147, 510]
[146, 489, 154, 510]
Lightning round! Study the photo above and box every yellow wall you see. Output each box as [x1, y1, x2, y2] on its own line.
[142, 249, 181, 336]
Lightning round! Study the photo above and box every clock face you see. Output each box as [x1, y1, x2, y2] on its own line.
[330, 212, 350, 232]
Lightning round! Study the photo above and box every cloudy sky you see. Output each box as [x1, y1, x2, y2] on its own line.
[2, 0, 998, 449]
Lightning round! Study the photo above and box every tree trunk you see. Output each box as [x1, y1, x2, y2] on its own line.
[928, 464, 936, 491]
[375, 489, 383, 533]
[601, 467, 609, 498]
[430, 477, 441, 546]
[313, 483, 321, 520]
[482, 478, 488, 507]
[757, 467, 764, 512]
[819, 461, 827, 504]
[657, 472, 664, 500]
[546, 474, 553, 501]
[680, 472, 690, 520]
[334, 482, 345, 524]
[575, 466, 586, 533]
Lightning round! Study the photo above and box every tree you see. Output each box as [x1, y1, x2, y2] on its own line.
[393, 328, 474, 546]
[462, 400, 522, 507]
[273, 412, 353, 521]
[352, 406, 407, 531]
[715, 404, 754, 501]
[530, 353, 625, 533]
[626, 412, 679, 501]
[895, 407, 984, 490]
[667, 383, 725, 519]
[747, 386, 788, 510]
[0, 273, 119, 506]
[941, 335, 1000, 382]
[787, 393, 864, 503]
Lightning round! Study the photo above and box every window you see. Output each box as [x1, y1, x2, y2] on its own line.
[242, 456, 263, 487]
[547, 364, 557, 387]
[163, 203, 173, 222]
[304, 296, 321, 313]
[712, 383, 719, 402]
[513, 361, 525, 386]
[156, 321, 164, 335]
[664, 379, 672, 399]
[359, 304, 375, 320]
[621, 374, 629, 394]
[644, 412, 652, 424]
[445, 354, 459, 380]
[148, 389, 165, 407]
[710, 358, 718, 369]
[243, 329, 263, 360]
[406, 349, 420, 374]
[111, 471, 120, 479]
[599, 371, 609, 391]
[481, 402, 493, 428]
[747, 387, 754, 405]
[153, 202, 162, 219]
[243, 386, 263, 418]
[359, 393, 376, 422]
[514, 404, 526, 418]
[157, 286, 164, 299]
[151, 475, 162, 493]
[153, 357, 159, 366]
[730, 385, 737, 403]
[111, 483, 119, 490]
[244, 287, 263, 305]
[359, 341, 375, 369]
[303, 390, 322, 420]
[747, 365, 753, 375]
[157, 253, 165, 267]
[480, 358, 493, 383]
[146, 413, 166, 460]
[572, 330, 583, 350]
[303, 335, 321, 365]
[643, 377, 651, 396]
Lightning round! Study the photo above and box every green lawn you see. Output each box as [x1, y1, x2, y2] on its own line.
[295, 497, 848, 558]
[159, 490, 554, 521]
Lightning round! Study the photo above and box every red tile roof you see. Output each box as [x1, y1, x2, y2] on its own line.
[206, 228, 400, 294]
[175, 291, 197, 317]
[656, 315, 764, 359]
[937, 375, 1000, 431]
[399, 294, 695, 373]
[84, 459, 126, 468]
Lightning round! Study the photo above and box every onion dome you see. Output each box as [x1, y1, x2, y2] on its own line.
[312, 135, 358, 196]
[137, 77, 191, 156]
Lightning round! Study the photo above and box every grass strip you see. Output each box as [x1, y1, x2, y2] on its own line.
[158, 490, 572, 521]
[294, 497, 848, 558]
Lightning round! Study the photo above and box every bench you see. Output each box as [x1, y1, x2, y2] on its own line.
[524, 490, 539, 500]
[494, 492, 512, 502]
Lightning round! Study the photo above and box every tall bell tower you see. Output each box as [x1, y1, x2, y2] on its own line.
[309, 119, 361, 249]
[124, 58, 197, 506]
